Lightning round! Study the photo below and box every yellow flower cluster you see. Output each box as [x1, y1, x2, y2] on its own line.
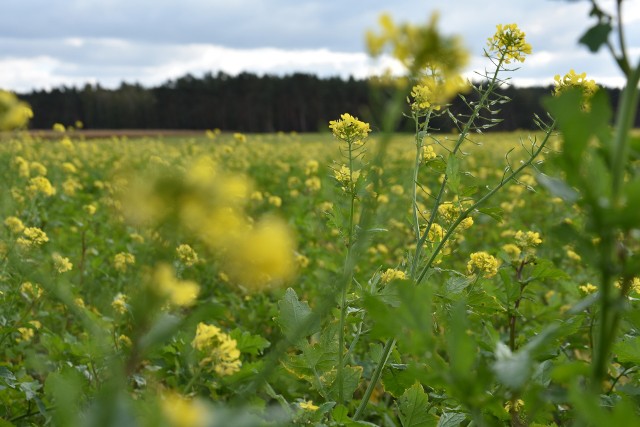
[380, 268, 407, 284]
[176, 244, 199, 267]
[329, 113, 371, 142]
[112, 293, 128, 314]
[224, 217, 296, 290]
[467, 251, 500, 278]
[486, 23, 532, 63]
[16, 320, 41, 343]
[52, 253, 73, 273]
[299, 400, 319, 411]
[20, 282, 43, 300]
[411, 73, 468, 112]
[113, 252, 135, 273]
[553, 70, 598, 98]
[4, 216, 25, 234]
[366, 13, 468, 75]
[553, 70, 598, 110]
[422, 145, 437, 162]
[0, 90, 32, 130]
[161, 392, 210, 427]
[153, 263, 200, 307]
[333, 165, 360, 193]
[514, 230, 542, 248]
[26, 176, 56, 197]
[119, 156, 296, 290]
[17, 227, 49, 249]
[191, 322, 241, 376]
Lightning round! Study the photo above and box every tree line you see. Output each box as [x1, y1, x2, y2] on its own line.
[17, 72, 630, 132]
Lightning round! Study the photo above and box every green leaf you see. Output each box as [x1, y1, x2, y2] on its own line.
[0, 367, 17, 388]
[613, 336, 640, 365]
[332, 404, 349, 422]
[444, 276, 472, 295]
[138, 313, 181, 352]
[529, 259, 569, 281]
[445, 154, 460, 194]
[536, 173, 579, 203]
[19, 381, 42, 401]
[382, 365, 416, 398]
[229, 329, 270, 356]
[447, 301, 476, 383]
[477, 207, 503, 222]
[398, 382, 438, 427]
[437, 412, 466, 427]
[324, 365, 363, 401]
[579, 22, 612, 53]
[492, 342, 532, 391]
[275, 288, 320, 343]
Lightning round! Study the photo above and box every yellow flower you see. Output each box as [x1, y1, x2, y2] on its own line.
[191, 322, 241, 376]
[117, 334, 132, 348]
[459, 217, 474, 230]
[225, 217, 296, 290]
[113, 252, 135, 273]
[112, 293, 128, 314]
[553, 69, 598, 110]
[161, 392, 210, 427]
[579, 283, 598, 294]
[333, 165, 360, 192]
[305, 160, 319, 175]
[233, 132, 247, 143]
[329, 113, 371, 142]
[153, 263, 200, 307]
[4, 216, 25, 234]
[176, 244, 199, 267]
[502, 243, 521, 260]
[411, 73, 468, 112]
[62, 178, 83, 196]
[423, 145, 437, 161]
[467, 251, 499, 278]
[52, 253, 73, 273]
[305, 176, 321, 192]
[487, 23, 532, 63]
[26, 176, 56, 197]
[20, 282, 43, 299]
[514, 230, 542, 248]
[17, 227, 49, 248]
[83, 204, 97, 215]
[299, 400, 319, 411]
[438, 202, 460, 222]
[62, 162, 78, 174]
[380, 268, 407, 284]
[0, 91, 32, 130]
[52, 123, 65, 132]
[504, 399, 525, 413]
[268, 195, 282, 207]
[366, 12, 468, 75]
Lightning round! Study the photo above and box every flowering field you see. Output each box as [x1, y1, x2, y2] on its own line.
[2, 2, 640, 425]
[0, 125, 636, 426]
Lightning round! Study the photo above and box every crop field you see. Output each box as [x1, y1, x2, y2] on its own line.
[1, 5, 640, 426]
[0, 124, 638, 426]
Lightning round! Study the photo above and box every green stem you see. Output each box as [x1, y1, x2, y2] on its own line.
[353, 338, 395, 420]
[611, 62, 640, 200]
[337, 140, 356, 404]
[592, 61, 640, 387]
[416, 122, 554, 285]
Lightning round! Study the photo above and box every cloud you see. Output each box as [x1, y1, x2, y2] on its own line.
[0, 0, 637, 91]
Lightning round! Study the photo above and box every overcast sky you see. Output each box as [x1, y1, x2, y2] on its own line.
[1, 0, 639, 93]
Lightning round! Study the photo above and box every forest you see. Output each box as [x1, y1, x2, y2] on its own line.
[18, 71, 631, 132]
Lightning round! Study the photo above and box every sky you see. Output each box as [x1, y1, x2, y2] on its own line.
[1, 0, 639, 93]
